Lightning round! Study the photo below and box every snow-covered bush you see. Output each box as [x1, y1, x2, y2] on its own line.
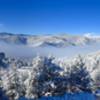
[1, 52, 100, 99]
[1, 63, 25, 100]
[25, 56, 66, 98]
[23, 56, 92, 98]
[66, 55, 92, 92]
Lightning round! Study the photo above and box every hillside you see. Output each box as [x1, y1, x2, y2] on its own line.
[0, 32, 100, 47]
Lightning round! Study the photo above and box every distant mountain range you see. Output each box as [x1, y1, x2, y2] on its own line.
[0, 32, 100, 47]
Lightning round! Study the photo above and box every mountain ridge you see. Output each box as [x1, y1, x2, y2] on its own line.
[0, 32, 100, 47]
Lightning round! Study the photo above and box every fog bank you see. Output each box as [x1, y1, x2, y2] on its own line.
[0, 42, 100, 59]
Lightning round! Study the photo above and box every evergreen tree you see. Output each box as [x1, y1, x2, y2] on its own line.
[68, 55, 92, 92]
[5, 63, 25, 100]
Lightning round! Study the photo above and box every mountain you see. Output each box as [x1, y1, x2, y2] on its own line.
[0, 32, 100, 47]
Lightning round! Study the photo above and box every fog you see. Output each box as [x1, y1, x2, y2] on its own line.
[0, 42, 100, 59]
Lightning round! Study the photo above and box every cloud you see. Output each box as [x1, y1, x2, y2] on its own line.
[84, 33, 100, 38]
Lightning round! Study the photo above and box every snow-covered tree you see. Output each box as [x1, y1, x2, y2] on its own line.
[1, 52, 100, 99]
[67, 55, 92, 92]
[3, 63, 25, 100]
[25, 56, 66, 98]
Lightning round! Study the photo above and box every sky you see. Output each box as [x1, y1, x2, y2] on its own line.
[0, 0, 100, 35]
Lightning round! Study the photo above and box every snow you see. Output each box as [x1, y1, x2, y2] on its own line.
[40, 92, 95, 100]
[1, 54, 100, 99]
[0, 33, 100, 99]
[0, 88, 96, 100]
[84, 33, 100, 39]
[0, 33, 100, 58]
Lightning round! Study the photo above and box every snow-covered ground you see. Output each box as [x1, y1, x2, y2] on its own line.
[39, 92, 95, 100]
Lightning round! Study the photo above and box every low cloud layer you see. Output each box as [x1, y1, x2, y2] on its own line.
[0, 42, 100, 59]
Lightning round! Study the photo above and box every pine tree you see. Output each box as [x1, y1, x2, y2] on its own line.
[5, 63, 25, 100]
[68, 55, 92, 92]
[26, 56, 65, 98]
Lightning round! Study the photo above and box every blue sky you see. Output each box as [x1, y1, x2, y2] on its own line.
[0, 0, 100, 35]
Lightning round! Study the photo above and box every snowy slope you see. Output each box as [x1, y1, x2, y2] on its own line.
[0, 32, 100, 47]
[39, 92, 95, 100]
[0, 33, 100, 58]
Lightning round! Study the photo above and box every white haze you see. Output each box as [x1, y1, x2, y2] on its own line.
[0, 42, 100, 59]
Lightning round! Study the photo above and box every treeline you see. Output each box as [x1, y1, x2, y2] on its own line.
[0, 55, 93, 100]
